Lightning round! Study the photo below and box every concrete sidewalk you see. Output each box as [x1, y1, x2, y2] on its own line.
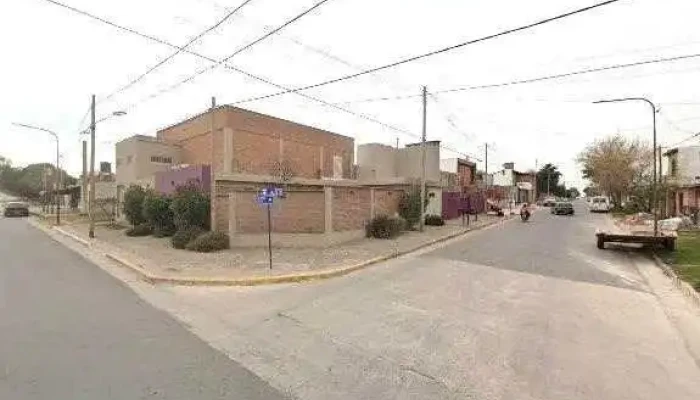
[49, 214, 512, 286]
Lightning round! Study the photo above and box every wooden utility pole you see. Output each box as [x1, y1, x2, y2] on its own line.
[419, 86, 427, 232]
[88, 94, 96, 238]
[82, 140, 88, 213]
[210, 97, 217, 231]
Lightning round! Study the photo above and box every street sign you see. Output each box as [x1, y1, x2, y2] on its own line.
[257, 194, 273, 205]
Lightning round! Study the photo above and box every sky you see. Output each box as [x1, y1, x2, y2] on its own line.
[2, 0, 700, 190]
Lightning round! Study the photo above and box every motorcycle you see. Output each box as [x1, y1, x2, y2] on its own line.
[520, 208, 531, 222]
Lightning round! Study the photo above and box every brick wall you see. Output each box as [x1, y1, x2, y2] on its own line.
[158, 106, 354, 179]
[332, 187, 371, 231]
[373, 187, 402, 217]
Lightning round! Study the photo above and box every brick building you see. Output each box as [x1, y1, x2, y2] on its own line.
[157, 106, 354, 180]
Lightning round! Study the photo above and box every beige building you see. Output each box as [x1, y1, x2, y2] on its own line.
[115, 135, 182, 189]
[357, 141, 441, 183]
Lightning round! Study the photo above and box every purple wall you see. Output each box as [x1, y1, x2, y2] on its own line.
[442, 191, 486, 220]
[155, 165, 211, 195]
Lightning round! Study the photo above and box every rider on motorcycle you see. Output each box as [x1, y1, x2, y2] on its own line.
[520, 202, 531, 220]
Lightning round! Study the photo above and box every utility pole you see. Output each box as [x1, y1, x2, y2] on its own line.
[419, 86, 427, 232]
[210, 97, 217, 231]
[484, 143, 489, 201]
[395, 137, 399, 149]
[82, 140, 88, 213]
[89, 94, 96, 238]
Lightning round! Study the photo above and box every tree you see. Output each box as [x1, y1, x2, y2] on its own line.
[566, 187, 580, 199]
[398, 187, 428, 229]
[577, 134, 652, 209]
[0, 158, 76, 199]
[536, 163, 564, 197]
[123, 185, 148, 226]
[171, 182, 210, 230]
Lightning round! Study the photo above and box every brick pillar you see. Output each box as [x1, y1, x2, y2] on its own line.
[319, 147, 324, 177]
[223, 128, 233, 173]
[228, 192, 237, 236]
[370, 188, 376, 219]
[324, 186, 333, 233]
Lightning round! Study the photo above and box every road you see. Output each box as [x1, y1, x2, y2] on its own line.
[147, 201, 700, 399]
[0, 216, 288, 399]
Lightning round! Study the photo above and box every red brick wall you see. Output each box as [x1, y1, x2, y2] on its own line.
[374, 188, 401, 217]
[159, 107, 354, 179]
[457, 163, 474, 187]
[332, 187, 371, 231]
[216, 181, 325, 234]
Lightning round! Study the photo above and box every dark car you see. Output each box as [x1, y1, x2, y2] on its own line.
[551, 202, 574, 216]
[3, 201, 29, 217]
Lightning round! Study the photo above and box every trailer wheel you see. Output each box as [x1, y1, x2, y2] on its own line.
[597, 236, 605, 249]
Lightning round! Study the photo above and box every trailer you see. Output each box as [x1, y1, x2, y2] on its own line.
[595, 230, 676, 251]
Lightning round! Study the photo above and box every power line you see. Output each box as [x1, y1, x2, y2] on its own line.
[40, 0, 474, 158]
[100, 0, 257, 103]
[332, 52, 700, 105]
[229, 0, 627, 105]
[665, 131, 700, 149]
[120, 0, 336, 111]
[427, 92, 483, 160]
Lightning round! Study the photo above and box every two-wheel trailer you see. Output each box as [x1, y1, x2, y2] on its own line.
[595, 231, 676, 251]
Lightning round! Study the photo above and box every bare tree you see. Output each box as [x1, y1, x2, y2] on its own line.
[577, 134, 652, 208]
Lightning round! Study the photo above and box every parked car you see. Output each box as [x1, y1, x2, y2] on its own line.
[551, 202, 574, 216]
[588, 196, 612, 213]
[542, 196, 557, 207]
[3, 201, 29, 217]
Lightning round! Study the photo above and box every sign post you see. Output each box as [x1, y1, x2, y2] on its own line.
[257, 187, 284, 270]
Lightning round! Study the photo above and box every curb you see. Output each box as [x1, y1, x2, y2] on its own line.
[651, 254, 700, 309]
[45, 215, 512, 287]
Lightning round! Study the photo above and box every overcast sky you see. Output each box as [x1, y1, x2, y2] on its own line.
[3, 0, 700, 189]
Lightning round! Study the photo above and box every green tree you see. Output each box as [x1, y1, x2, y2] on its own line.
[171, 182, 210, 230]
[142, 190, 175, 237]
[398, 188, 428, 229]
[123, 185, 148, 226]
[536, 163, 563, 197]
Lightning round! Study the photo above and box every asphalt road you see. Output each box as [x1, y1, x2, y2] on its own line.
[0, 217, 287, 399]
[155, 200, 700, 399]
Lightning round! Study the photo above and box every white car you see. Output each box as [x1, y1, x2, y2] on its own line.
[589, 196, 612, 213]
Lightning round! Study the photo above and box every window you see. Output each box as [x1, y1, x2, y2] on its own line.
[150, 155, 172, 164]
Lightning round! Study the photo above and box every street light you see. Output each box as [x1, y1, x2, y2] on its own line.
[12, 122, 62, 225]
[87, 105, 127, 238]
[593, 97, 658, 236]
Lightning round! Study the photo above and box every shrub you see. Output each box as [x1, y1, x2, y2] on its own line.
[125, 223, 152, 237]
[424, 214, 445, 226]
[365, 215, 404, 239]
[186, 231, 230, 253]
[143, 191, 175, 236]
[171, 182, 210, 230]
[123, 185, 147, 226]
[171, 226, 205, 249]
[398, 188, 427, 229]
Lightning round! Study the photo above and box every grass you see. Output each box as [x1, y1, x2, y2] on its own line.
[657, 231, 700, 291]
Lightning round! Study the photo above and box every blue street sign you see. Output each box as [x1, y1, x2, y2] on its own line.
[260, 187, 284, 198]
[257, 194, 273, 205]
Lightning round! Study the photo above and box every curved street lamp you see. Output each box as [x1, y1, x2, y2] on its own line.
[593, 97, 658, 236]
[12, 122, 62, 225]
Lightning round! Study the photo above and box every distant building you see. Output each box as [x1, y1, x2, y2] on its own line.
[664, 146, 700, 216]
[492, 162, 537, 204]
[115, 135, 182, 189]
[440, 157, 476, 189]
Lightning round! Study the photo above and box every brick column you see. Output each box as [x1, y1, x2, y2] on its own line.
[279, 137, 285, 162]
[370, 188, 376, 219]
[319, 147, 324, 177]
[228, 192, 237, 236]
[223, 128, 233, 173]
[324, 186, 333, 233]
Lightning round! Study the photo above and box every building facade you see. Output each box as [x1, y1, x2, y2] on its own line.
[115, 135, 182, 189]
[665, 146, 700, 216]
[357, 141, 441, 184]
[156, 106, 355, 180]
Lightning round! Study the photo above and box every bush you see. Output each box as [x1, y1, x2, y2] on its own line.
[186, 231, 230, 253]
[424, 214, 445, 226]
[365, 215, 404, 239]
[398, 188, 427, 229]
[125, 223, 152, 237]
[171, 182, 210, 230]
[171, 226, 205, 249]
[123, 185, 147, 226]
[143, 191, 175, 236]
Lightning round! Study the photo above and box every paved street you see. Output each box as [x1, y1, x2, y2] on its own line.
[0, 217, 287, 399]
[145, 201, 700, 399]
